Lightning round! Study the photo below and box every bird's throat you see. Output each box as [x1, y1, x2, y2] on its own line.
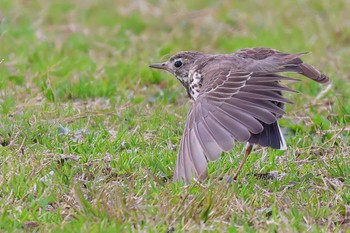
[175, 75, 193, 99]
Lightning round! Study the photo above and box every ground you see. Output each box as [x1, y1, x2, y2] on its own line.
[0, 0, 349, 232]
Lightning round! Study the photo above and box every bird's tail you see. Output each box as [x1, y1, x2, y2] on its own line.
[248, 121, 287, 150]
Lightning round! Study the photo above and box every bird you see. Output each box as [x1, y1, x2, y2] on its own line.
[149, 47, 330, 184]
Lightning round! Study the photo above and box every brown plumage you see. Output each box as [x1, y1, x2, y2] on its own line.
[149, 47, 330, 184]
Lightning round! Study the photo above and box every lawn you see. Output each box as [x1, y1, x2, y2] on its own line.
[0, 0, 349, 232]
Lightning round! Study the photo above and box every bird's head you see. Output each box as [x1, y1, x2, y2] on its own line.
[149, 51, 203, 86]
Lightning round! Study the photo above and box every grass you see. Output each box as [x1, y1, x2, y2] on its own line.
[0, 0, 349, 232]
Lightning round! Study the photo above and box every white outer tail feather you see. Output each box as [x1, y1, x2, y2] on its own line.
[277, 123, 287, 150]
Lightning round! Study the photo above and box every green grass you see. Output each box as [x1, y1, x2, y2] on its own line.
[0, 0, 349, 232]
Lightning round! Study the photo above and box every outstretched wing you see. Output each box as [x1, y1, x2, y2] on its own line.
[174, 70, 297, 183]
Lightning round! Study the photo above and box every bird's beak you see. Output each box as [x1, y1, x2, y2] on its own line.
[149, 63, 167, 70]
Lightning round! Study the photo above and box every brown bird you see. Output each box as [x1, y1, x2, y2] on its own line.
[149, 48, 330, 184]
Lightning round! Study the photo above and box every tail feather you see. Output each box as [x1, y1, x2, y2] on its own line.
[248, 121, 286, 150]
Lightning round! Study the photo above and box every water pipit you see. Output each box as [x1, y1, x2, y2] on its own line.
[150, 47, 329, 184]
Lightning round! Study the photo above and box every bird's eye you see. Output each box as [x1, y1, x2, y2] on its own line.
[174, 60, 183, 68]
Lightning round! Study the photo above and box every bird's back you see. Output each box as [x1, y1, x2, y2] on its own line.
[195, 48, 329, 92]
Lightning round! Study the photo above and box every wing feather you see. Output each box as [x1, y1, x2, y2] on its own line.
[202, 113, 233, 151]
[195, 120, 222, 161]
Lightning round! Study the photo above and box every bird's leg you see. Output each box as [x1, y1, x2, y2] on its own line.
[233, 143, 253, 180]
